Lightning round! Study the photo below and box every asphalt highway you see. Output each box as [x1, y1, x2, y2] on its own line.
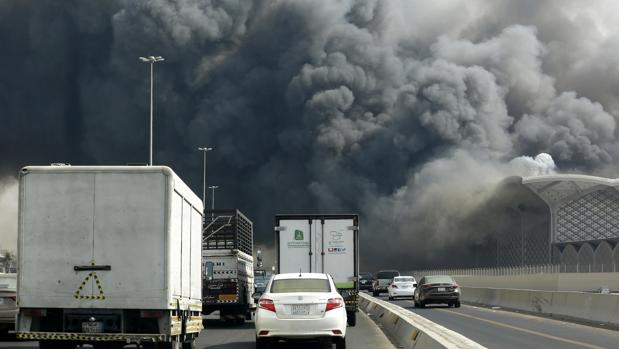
[0, 310, 394, 349]
[382, 295, 619, 349]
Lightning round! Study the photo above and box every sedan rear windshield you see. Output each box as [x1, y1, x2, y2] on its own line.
[270, 279, 331, 293]
[423, 276, 454, 284]
[377, 271, 399, 279]
[394, 277, 415, 283]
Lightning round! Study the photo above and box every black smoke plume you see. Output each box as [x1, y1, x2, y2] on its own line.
[2, 0, 619, 270]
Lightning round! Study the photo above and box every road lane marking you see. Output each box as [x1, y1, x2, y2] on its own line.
[432, 307, 606, 349]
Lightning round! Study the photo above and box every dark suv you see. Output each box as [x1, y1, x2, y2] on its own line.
[413, 275, 460, 308]
[359, 272, 374, 291]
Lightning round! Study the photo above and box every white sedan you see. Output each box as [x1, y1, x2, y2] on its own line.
[387, 276, 417, 300]
[255, 272, 347, 349]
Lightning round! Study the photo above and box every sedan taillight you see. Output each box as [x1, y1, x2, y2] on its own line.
[258, 298, 276, 312]
[325, 298, 343, 312]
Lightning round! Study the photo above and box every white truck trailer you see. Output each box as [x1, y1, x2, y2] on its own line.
[16, 166, 203, 349]
[274, 214, 359, 326]
[202, 209, 254, 324]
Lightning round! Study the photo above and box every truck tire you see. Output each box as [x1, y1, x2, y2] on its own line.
[93, 342, 123, 349]
[39, 341, 57, 349]
[157, 341, 181, 349]
[181, 340, 196, 349]
[40, 340, 76, 349]
[334, 336, 346, 349]
[346, 311, 356, 327]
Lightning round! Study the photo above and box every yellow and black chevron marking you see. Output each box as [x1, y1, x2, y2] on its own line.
[74, 271, 106, 300]
[16, 332, 164, 342]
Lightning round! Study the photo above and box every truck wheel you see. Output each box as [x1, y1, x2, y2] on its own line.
[334, 336, 346, 349]
[40, 341, 76, 349]
[158, 341, 180, 349]
[39, 341, 57, 349]
[255, 336, 270, 349]
[93, 342, 123, 349]
[346, 311, 356, 327]
[181, 340, 196, 349]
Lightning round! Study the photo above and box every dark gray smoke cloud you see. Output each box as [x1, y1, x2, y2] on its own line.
[2, 0, 619, 269]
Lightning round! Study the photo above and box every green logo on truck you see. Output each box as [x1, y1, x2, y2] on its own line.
[294, 230, 304, 240]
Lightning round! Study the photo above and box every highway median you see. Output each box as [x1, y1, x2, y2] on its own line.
[359, 293, 486, 349]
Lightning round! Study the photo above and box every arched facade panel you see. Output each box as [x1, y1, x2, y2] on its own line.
[594, 241, 613, 272]
[578, 243, 594, 271]
[561, 244, 578, 272]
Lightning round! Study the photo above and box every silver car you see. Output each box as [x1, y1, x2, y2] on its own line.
[0, 273, 17, 336]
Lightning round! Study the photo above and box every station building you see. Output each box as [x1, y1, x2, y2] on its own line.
[523, 175, 619, 272]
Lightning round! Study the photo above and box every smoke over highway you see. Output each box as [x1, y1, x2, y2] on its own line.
[1, 0, 619, 269]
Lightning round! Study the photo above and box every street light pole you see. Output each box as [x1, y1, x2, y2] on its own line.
[139, 55, 165, 165]
[208, 185, 219, 219]
[197, 147, 213, 208]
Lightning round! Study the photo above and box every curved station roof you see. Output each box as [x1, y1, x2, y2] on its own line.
[522, 175, 619, 206]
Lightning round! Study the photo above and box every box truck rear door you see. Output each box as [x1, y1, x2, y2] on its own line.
[91, 172, 166, 308]
[322, 218, 356, 288]
[19, 172, 96, 308]
[277, 219, 315, 273]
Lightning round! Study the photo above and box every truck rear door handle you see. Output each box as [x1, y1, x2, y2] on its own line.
[74, 265, 111, 271]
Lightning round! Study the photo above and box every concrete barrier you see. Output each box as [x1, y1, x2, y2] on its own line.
[453, 272, 619, 292]
[461, 287, 619, 327]
[359, 293, 486, 349]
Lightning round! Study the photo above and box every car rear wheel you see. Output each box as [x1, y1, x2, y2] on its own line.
[334, 336, 346, 349]
[455, 301, 461, 308]
[255, 336, 270, 349]
[372, 291, 379, 297]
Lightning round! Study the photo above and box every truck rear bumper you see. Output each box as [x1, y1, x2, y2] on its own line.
[16, 331, 167, 342]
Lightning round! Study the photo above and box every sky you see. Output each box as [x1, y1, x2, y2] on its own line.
[2, 0, 619, 270]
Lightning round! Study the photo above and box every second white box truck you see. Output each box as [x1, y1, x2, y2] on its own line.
[274, 214, 359, 326]
[16, 166, 203, 349]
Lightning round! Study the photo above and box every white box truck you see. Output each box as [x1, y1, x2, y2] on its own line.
[16, 166, 203, 349]
[202, 209, 254, 324]
[274, 214, 359, 326]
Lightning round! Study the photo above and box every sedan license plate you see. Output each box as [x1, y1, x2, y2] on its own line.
[291, 305, 310, 315]
[82, 321, 103, 333]
[438, 287, 446, 292]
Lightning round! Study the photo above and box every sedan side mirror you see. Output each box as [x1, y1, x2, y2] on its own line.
[413, 283, 418, 287]
[252, 292, 263, 301]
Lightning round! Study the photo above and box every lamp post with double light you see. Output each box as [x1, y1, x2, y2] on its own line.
[139, 55, 165, 165]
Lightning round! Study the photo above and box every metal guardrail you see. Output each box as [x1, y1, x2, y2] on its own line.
[408, 263, 619, 279]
